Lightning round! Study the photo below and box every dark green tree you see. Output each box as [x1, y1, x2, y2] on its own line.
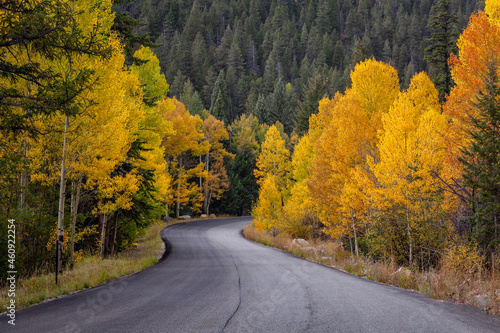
[224, 151, 259, 216]
[191, 32, 208, 90]
[296, 70, 326, 135]
[425, 0, 458, 102]
[316, 0, 339, 35]
[112, 0, 158, 65]
[226, 39, 246, 116]
[351, 37, 371, 67]
[253, 94, 270, 125]
[210, 70, 231, 124]
[459, 61, 500, 253]
[183, 1, 203, 42]
[180, 80, 205, 116]
[169, 70, 187, 98]
[269, 78, 292, 133]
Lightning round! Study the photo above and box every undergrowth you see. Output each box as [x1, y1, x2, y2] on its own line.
[0, 221, 168, 312]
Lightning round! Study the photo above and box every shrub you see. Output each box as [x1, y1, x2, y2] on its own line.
[442, 242, 484, 279]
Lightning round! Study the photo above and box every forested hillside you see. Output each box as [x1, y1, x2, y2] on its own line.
[115, 0, 481, 119]
[112, 0, 485, 216]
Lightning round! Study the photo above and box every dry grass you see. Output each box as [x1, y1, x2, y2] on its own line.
[0, 222, 167, 312]
[243, 224, 500, 315]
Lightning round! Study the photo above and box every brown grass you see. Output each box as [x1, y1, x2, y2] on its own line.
[243, 224, 500, 315]
[0, 221, 168, 312]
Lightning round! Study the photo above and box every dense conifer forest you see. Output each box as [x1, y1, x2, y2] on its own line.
[116, 0, 481, 115]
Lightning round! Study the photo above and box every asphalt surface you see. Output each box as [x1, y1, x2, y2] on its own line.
[1, 217, 500, 333]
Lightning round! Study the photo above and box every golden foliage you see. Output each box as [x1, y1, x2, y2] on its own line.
[442, 242, 484, 278]
[254, 124, 290, 191]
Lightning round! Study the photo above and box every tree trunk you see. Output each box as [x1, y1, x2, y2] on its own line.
[100, 213, 107, 258]
[199, 155, 202, 191]
[406, 195, 413, 266]
[69, 173, 82, 269]
[176, 155, 183, 219]
[105, 212, 111, 255]
[20, 137, 29, 210]
[110, 212, 119, 255]
[203, 151, 210, 214]
[56, 115, 69, 277]
[351, 214, 359, 257]
[165, 154, 170, 218]
[207, 191, 212, 217]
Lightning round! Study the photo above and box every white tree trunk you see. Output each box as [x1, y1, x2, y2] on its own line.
[57, 115, 69, 275]
[100, 213, 107, 258]
[203, 151, 210, 215]
[176, 155, 182, 219]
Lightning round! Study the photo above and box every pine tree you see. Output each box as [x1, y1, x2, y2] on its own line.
[296, 70, 326, 135]
[191, 32, 208, 90]
[459, 61, 500, 252]
[253, 94, 270, 125]
[180, 80, 205, 116]
[425, 0, 458, 102]
[112, 0, 157, 65]
[209, 70, 232, 124]
[269, 79, 291, 132]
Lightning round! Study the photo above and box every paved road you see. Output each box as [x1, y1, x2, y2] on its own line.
[2, 217, 500, 332]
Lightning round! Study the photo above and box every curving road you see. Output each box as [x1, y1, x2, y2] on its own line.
[1, 217, 500, 332]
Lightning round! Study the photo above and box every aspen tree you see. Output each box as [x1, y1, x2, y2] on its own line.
[444, 7, 500, 236]
[254, 125, 290, 192]
[161, 98, 209, 217]
[201, 113, 233, 215]
[373, 72, 446, 265]
[309, 59, 399, 248]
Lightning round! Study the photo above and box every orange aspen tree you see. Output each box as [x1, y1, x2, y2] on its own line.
[161, 98, 209, 218]
[309, 59, 399, 252]
[201, 112, 234, 215]
[443, 6, 500, 227]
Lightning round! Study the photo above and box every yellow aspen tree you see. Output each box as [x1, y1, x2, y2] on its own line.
[75, 39, 144, 258]
[486, 0, 500, 24]
[130, 46, 169, 106]
[253, 175, 282, 232]
[229, 113, 269, 156]
[254, 124, 290, 192]
[32, 35, 144, 260]
[28, 0, 133, 266]
[253, 124, 291, 233]
[130, 46, 175, 213]
[309, 59, 399, 249]
[282, 134, 317, 238]
[372, 72, 447, 265]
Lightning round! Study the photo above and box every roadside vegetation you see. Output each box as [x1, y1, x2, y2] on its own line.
[244, 224, 500, 315]
[0, 221, 168, 313]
